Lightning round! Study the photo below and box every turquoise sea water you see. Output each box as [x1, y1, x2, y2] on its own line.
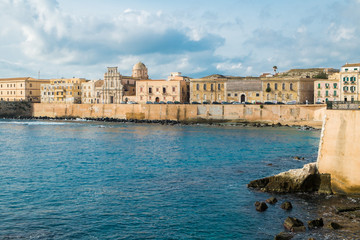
[0, 120, 355, 239]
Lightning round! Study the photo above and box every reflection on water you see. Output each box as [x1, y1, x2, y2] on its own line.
[0, 119, 357, 239]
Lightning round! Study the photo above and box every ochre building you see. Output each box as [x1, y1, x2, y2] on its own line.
[0, 77, 50, 103]
[226, 77, 263, 103]
[41, 78, 87, 103]
[190, 75, 227, 103]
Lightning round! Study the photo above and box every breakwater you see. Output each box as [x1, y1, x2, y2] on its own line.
[32, 103, 326, 127]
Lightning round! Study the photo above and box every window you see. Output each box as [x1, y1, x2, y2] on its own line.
[325, 90, 329, 97]
[289, 94, 293, 100]
[234, 93, 238, 97]
[256, 93, 259, 97]
[343, 86, 349, 91]
[163, 87, 166, 94]
[282, 83, 285, 90]
[203, 94, 207, 100]
[211, 84, 214, 91]
[30, 91, 32, 94]
[218, 84, 221, 90]
[172, 87, 176, 92]
[228, 93, 231, 97]
[196, 94, 199, 100]
[30, 84, 32, 87]
[149, 87, 152, 93]
[267, 83, 270, 88]
[345, 68, 348, 72]
[350, 86, 356, 92]
[333, 83, 337, 89]
[196, 84, 199, 90]
[325, 83, 329, 89]
[274, 83, 278, 90]
[290, 83, 293, 90]
[267, 94, 270, 100]
[203, 84, 207, 90]
[334, 90, 337, 96]
[156, 88, 159, 92]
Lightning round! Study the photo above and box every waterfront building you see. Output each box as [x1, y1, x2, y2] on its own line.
[0, 77, 50, 103]
[190, 75, 227, 103]
[261, 77, 314, 104]
[226, 77, 263, 103]
[339, 63, 360, 102]
[136, 72, 189, 103]
[41, 78, 87, 103]
[314, 73, 340, 103]
[100, 62, 148, 103]
[81, 80, 104, 104]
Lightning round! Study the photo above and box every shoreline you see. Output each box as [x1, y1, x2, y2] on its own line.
[2, 116, 321, 130]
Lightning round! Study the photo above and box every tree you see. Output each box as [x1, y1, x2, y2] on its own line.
[273, 66, 278, 74]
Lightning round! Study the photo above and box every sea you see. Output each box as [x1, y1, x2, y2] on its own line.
[0, 119, 359, 240]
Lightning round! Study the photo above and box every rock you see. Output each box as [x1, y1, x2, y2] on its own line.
[266, 197, 278, 204]
[293, 156, 301, 160]
[281, 201, 293, 210]
[274, 232, 293, 240]
[267, 163, 273, 166]
[256, 202, 268, 212]
[336, 205, 360, 213]
[308, 238, 316, 240]
[283, 217, 306, 232]
[248, 163, 323, 193]
[328, 222, 341, 230]
[307, 218, 324, 229]
[318, 174, 333, 195]
[254, 201, 261, 207]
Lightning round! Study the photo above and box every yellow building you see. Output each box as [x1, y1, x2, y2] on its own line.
[190, 75, 227, 103]
[41, 78, 87, 103]
[339, 63, 360, 102]
[226, 77, 263, 103]
[261, 77, 314, 104]
[0, 77, 50, 102]
[136, 73, 189, 103]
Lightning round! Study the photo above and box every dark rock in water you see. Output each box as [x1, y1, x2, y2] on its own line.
[267, 163, 273, 166]
[266, 197, 278, 204]
[307, 218, 324, 229]
[284, 217, 305, 232]
[308, 238, 316, 240]
[256, 202, 268, 212]
[247, 163, 333, 194]
[328, 222, 341, 230]
[274, 232, 293, 240]
[254, 201, 260, 207]
[293, 156, 301, 160]
[281, 201, 293, 210]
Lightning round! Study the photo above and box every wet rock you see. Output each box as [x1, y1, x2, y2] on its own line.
[254, 201, 260, 207]
[266, 197, 278, 204]
[307, 218, 324, 229]
[281, 201, 293, 210]
[267, 163, 273, 166]
[328, 222, 342, 230]
[293, 156, 301, 160]
[256, 202, 268, 212]
[274, 232, 293, 240]
[248, 163, 323, 193]
[336, 205, 360, 213]
[308, 238, 316, 240]
[283, 217, 306, 232]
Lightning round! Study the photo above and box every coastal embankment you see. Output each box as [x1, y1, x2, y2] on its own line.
[317, 109, 360, 194]
[31, 103, 326, 127]
[0, 101, 32, 118]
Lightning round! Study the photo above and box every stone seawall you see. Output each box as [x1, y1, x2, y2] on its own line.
[317, 110, 360, 194]
[32, 103, 325, 126]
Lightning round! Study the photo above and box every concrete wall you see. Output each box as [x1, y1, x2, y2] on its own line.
[317, 110, 360, 194]
[32, 103, 326, 125]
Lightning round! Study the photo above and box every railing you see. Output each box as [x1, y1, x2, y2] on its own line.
[327, 101, 360, 110]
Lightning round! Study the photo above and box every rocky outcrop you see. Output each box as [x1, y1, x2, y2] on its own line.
[280, 201, 293, 210]
[283, 217, 306, 232]
[247, 163, 333, 194]
[307, 218, 324, 229]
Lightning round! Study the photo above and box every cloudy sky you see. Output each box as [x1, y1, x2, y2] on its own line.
[1, 0, 360, 79]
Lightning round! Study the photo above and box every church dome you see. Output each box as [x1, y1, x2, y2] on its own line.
[133, 62, 146, 70]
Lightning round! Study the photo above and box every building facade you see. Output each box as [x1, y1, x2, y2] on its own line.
[0, 77, 50, 103]
[261, 77, 314, 104]
[339, 63, 360, 102]
[226, 77, 263, 103]
[190, 75, 227, 103]
[81, 80, 104, 104]
[314, 73, 340, 103]
[136, 75, 189, 103]
[41, 78, 87, 103]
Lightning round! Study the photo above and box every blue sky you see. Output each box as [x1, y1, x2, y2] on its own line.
[1, 0, 360, 79]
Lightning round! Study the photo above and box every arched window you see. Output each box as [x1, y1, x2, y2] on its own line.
[196, 84, 199, 90]
[274, 83, 278, 90]
[267, 83, 270, 88]
[290, 83, 293, 90]
[282, 83, 285, 90]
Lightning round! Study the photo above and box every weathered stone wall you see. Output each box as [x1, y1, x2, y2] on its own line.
[317, 110, 360, 194]
[0, 101, 33, 117]
[32, 103, 325, 125]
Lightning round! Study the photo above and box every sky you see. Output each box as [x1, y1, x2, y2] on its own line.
[1, 0, 360, 80]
